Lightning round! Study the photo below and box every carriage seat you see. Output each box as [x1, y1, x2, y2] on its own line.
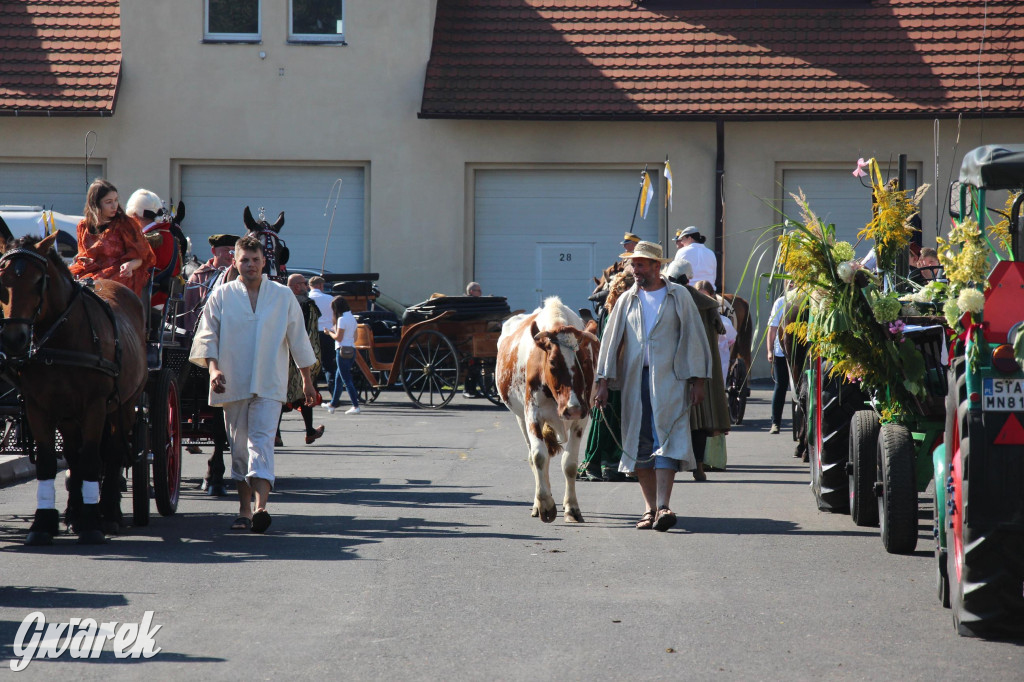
[355, 309, 402, 343]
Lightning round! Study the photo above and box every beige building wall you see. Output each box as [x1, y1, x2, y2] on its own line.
[1, 1, 1021, 376]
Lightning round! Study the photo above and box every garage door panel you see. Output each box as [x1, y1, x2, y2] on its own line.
[475, 169, 659, 313]
[0, 162, 103, 215]
[181, 165, 364, 273]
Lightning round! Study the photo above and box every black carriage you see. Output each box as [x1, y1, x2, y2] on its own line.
[326, 274, 511, 409]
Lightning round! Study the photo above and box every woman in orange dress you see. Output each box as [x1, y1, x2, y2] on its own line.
[69, 179, 156, 297]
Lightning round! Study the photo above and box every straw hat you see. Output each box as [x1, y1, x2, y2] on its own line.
[619, 240, 670, 262]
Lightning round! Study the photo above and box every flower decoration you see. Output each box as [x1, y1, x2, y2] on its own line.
[957, 287, 985, 315]
[836, 261, 856, 284]
[855, 158, 930, 273]
[832, 241, 856, 262]
[943, 298, 961, 328]
[871, 295, 901, 324]
[852, 158, 870, 178]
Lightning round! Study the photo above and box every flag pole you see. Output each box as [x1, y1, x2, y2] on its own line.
[664, 155, 670, 245]
[628, 164, 648, 232]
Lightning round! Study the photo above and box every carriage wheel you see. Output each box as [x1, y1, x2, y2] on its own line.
[726, 357, 748, 425]
[132, 393, 150, 527]
[151, 371, 182, 516]
[477, 360, 503, 406]
[353, 351, 382, 404]
[401, 330, 460, 409]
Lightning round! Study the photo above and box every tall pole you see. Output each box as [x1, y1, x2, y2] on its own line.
[321, 179, 343, 274]
[714, 119, 725, 293]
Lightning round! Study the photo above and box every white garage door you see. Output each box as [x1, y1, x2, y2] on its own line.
[180, 165, 365, 273]
[475, 169, 661, 314]
[782, 168, 917, 257]
[0, 162, 104, 215]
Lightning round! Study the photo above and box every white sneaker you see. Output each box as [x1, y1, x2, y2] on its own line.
[345, 406, 361, 415]
[325, 405, 336, 414]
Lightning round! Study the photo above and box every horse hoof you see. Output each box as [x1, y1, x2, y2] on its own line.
[25, 531, 54, 546]
[29, 508, 60, 537]
[77, 530, 108, 545]
[565, 509, 584, 523]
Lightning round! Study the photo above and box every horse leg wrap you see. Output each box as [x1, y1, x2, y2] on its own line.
[76, 504, 106, 545]
[82, 480, 100, 505]
[36, 479, 56, 510]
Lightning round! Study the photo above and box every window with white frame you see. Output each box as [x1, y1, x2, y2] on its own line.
[205, 0, 261, 42]
[290, 0, 344, 43]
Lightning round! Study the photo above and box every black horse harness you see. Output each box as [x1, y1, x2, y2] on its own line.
[0, 247, 121, 379]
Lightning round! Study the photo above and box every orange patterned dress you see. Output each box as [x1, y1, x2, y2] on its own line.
[69, 214, 156, 297]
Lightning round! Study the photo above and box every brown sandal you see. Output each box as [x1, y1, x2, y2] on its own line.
[653, 507, 677, 532]
[635, 510, 656, 530]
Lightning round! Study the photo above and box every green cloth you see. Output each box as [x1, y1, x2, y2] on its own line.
[580, 389, 623, 473]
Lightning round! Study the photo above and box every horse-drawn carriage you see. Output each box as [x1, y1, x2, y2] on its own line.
[323, 274, 510, 408]
[0, 213, 191, 543]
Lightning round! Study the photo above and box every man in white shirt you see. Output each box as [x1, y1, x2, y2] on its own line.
[673, 225, 718, 291]
[190, 236, 317, 533]
[766, 289, 791, 434]
[308, 276, 336, 394]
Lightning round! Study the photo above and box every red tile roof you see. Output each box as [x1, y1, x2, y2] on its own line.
[0, 1, 121, 115]
[420, 0, 1024, 120]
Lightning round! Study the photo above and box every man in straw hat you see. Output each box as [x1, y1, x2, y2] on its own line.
[594, 241, 713, 531]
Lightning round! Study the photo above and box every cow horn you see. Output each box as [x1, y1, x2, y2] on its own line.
[243, 206, 259, 232]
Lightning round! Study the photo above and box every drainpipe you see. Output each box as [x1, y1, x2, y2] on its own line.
[714, 119, 725, 292]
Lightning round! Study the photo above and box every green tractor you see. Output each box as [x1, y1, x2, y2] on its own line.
[933, 145, 1024, 637]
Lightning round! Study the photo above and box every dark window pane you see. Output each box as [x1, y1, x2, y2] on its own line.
[293, 0, 343, 35]
[209, 0, 259, 34]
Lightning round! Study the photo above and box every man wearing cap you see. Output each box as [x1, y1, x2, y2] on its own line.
[622, 232, 640, 253]
[183, 234, 237, 333]
[674, 226, 718, 291]
[594, 241, 713, 532]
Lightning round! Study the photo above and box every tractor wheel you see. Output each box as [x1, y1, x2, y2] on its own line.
[151, 371, 182, 517]
[877, 423, 918, 554]
[810, 370, 862, 513]
[945, 358, 1024, 637]
[849, 410, 880, 527]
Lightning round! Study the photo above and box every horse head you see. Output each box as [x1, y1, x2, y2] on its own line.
[242, 206, 289, 278]
[0, 232, 62, 361]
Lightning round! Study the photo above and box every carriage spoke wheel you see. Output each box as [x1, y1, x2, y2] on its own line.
[726, 357, 748, 425]
[151, 371, 182, 516]
[401, 330, 459, 408]
[478, 360, 503, 407]
[353, 351, 382, 404]
[132, 393, 151, 527]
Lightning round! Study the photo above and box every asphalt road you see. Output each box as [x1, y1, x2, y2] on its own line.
[0, 384, 1021, 680]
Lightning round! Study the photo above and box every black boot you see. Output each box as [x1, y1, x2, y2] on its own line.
[25, 508, 60, 546]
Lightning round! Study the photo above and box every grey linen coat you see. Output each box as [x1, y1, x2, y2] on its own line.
[596, 276, 714, 472]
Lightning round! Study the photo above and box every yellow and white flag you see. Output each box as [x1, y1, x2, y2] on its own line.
[639, 171, 654, 219]
[664, 159, 673, 211]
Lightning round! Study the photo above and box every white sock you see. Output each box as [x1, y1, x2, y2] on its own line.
[36, 479, 56, 510]
[82, 480, 100, 505]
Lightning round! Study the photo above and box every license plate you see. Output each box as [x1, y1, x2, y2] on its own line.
[982, 377, 1024, 411]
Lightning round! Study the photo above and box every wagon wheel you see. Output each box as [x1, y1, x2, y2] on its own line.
[132, 393, 150, 527]
[151, 370, 182, 516]
[353, 367, 381, 404]
[477, 360, 503, 406]
[401, 329, 460, 408]
[726, 357, 748, 425]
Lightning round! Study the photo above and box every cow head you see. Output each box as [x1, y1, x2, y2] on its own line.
[530, 320, 599, 420]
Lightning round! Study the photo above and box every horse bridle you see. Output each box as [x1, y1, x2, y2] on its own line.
[0, 247, 119, 377]
[0, 247, 51, 336]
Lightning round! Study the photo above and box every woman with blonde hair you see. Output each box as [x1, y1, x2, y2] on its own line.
[70, 179, 156, 297]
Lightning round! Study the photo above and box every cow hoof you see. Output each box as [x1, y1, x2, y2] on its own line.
[540, 506, 557, 523]
[531, 507, 539, 518]
[77, 529, 108, 545]
[25, 531, 54, 546]
[565, 508, 584, 523]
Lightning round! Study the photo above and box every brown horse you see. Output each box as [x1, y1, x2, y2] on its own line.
[0, 228, 148, 544]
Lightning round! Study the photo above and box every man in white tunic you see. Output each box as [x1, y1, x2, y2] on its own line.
[594, 241, 713, 532]
[673, 225, 718, 290]
[190, 236, 317, 533]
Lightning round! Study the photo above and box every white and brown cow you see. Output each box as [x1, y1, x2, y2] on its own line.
[497, 297, 599, 523]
